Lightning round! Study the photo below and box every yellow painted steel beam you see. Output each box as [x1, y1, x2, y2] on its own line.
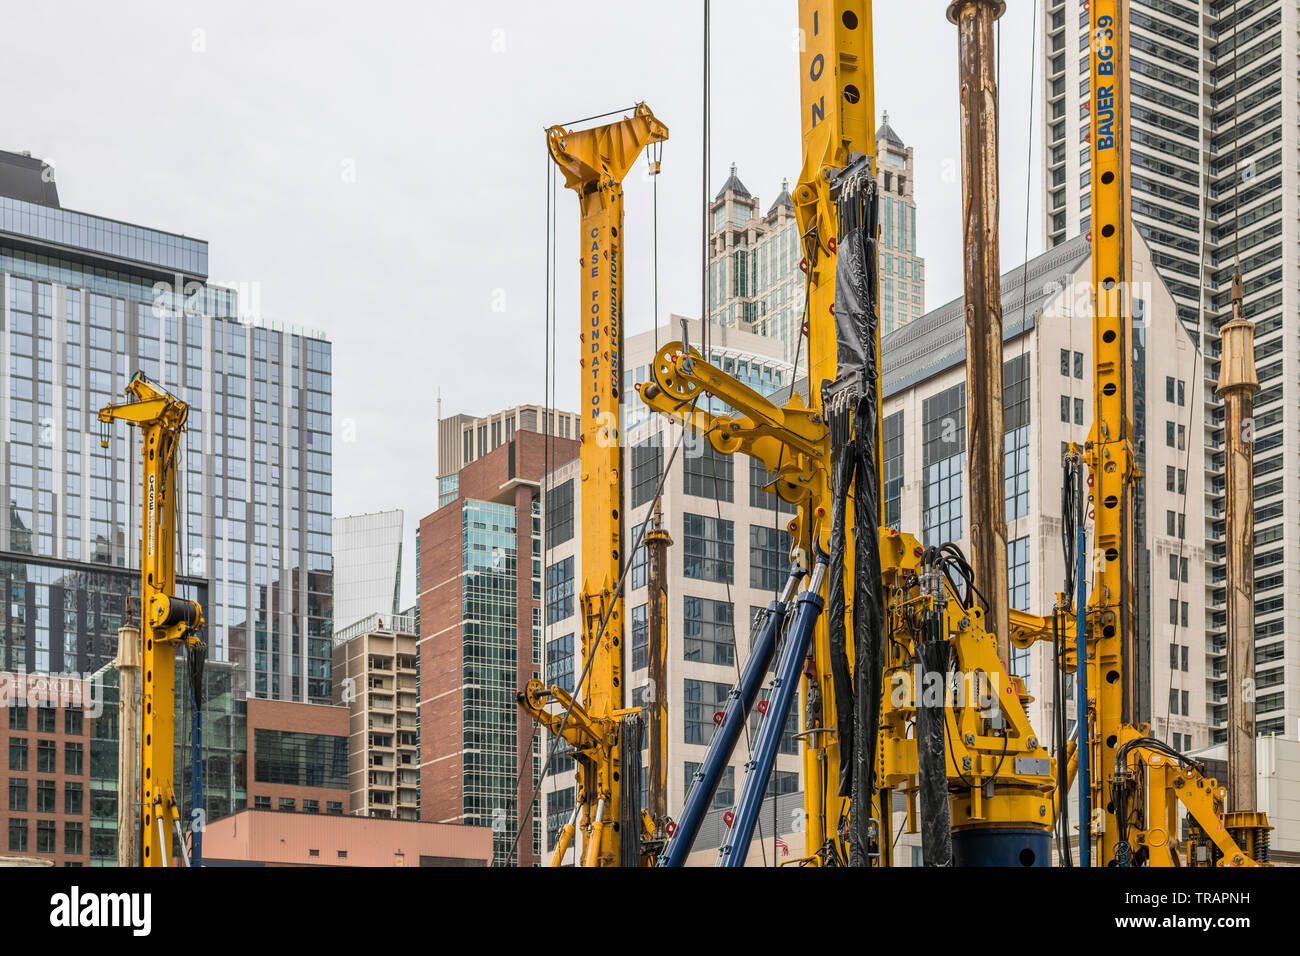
[1083, 0, 1138, 867]
[794, 0, 877, 866]
[525, 104, 667, 867]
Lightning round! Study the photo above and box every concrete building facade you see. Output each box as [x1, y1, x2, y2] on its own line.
[1040, 1, 1300, 743]
[332, 612, 419, 819]
[706, 119, 925, 366]
[882, 232, 1206, 750]
[202, 808, 491, 866]
[436, 404, 580, 509]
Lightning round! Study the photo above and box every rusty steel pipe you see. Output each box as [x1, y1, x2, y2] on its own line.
[948, 0, 1010, 661]
[645, 499, 672, 828]
[1217, 270, 1258, 812]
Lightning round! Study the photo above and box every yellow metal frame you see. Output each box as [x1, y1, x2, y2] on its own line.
[518, 103, 668, 867]
[99, 372, 204, 867]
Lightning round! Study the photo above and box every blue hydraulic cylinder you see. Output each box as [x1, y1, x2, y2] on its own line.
[658, 569, 803, 867]
[190, 685, 203, 867]
[717, 561, 826, 867]
[1075, 522, 1089, 868]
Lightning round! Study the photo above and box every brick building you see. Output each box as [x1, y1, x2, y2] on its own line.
[245, 698, 349, 816]
[418, 425, 578, 867]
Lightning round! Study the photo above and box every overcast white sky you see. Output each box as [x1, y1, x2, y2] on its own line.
[8, 1, 1041, 607]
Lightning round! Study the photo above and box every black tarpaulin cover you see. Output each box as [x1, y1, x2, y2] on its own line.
[832, 161, 887, 867]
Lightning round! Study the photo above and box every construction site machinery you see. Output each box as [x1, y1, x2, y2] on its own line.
[99, 371, 205, 867]
[638, 0, 1267, 868]
[517, 103, 669, 867]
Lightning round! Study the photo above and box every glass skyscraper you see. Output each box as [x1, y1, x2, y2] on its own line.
[0, 148, 333, 704]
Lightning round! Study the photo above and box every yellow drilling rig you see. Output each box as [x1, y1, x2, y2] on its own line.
[522, 0, 1268, 868]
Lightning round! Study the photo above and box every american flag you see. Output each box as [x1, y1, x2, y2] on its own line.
[775, 835, 790, 857]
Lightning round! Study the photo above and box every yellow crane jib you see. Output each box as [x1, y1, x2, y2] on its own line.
[519, 103, 667, 867]
[98, 371, 204, 867]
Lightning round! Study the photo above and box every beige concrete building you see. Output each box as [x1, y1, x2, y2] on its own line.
[706, 118, 925, 367]
[436, 403, 581, 508]
[332, 612, 420, 819]
[882, 230, 1207, 756]
[203, 809, 491, 866]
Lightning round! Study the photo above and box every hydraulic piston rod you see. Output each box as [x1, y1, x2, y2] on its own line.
[659, 568, 805, 867]
[719, 559, 827, 867]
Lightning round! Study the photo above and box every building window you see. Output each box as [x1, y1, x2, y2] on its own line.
[544, 556, 574, 624]
[922, 384, 965, 547]
[683, 679, 732, 745]
[547, 787, 576, 852]
[631, 437, 664, 509]
[1074, 351, 1083, 379]
[1073, 398, 1083, 426]
[749, 525, 792, 592]
[683, 597, 735, 667]
[630, 604, 648, 671]
[629, 541, 648, 590]
[749, 456, 795, 514]
[767, 770, 799, 797]
[8, 740, 27, 772]
[684, 763, 735, 811]
[1008, 536, 1031, 685]
[546, 633, 575, 694]
[1004, 356, 1030, 521]
[1059, 348, 1070, 376]
[683, 440, 734, 501]
[1166, 421, 1175, 447]
[749, 690, 800, 755]
[9, 779, 27, 812]
[64, 742, 83, 776]
[279, 797, 296, 812]
[683, 513, 734, 584]
[64, 782, 82, 815]
[253, 730, 348, 789]
[64, 708, 83, 736]
[883, 411, 904, 527]
[254, 795, 271, 810]
[1060, 396, 1070, 423]
[36, 740, 55, 774]
[10, 706, 27, 731]
[9, 819, 28, 853]
[1165, 376, 1175, 403]
[327, 801, 344, 815]
[36, 706, 56, 733]
[545, 479, 574, 551]
[36, 779, 56, 813]
[64, 822, 83, 855]
[37, 820, 55, 854]
[303, 799, 320, 813]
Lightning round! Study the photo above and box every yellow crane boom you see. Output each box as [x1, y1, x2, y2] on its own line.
[517, 104, 668, 867]
[99, 371, 204, 867]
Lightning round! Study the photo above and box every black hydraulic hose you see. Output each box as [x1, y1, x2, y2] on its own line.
[849, 397, 886, 866]
[915, 613, 953, 866]
[826, 409, 856, 798]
